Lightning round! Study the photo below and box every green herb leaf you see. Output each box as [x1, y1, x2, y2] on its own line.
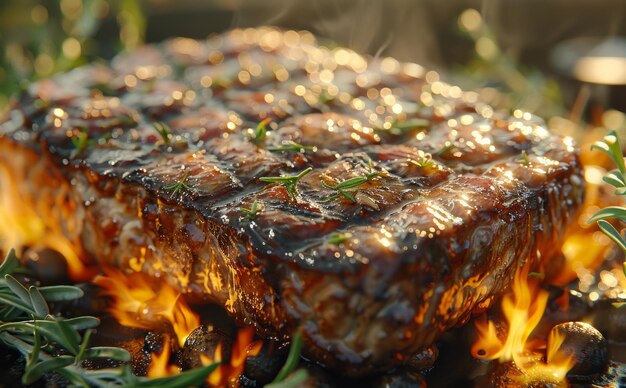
[597, 220, 626, 252]
[241, 200, 262, 220]
[265, 369, 309, 388]
[162, 170, 192, 196]
[260, 167, 312, 199]
[328, 232, 352, 245]
[153, 122, 171, 144]
[251, 118, 272, 145]
[0, 249, 19, 277]
[130, 362, 220, 388]
[592, 130, 626, 175]
[588, 206, 626, 224]
[0, 293, 35, 315]
[83, 346, 132, 362]
[516, 150, 531, 166]
[5, 275, 31, 307]
[38, 285, 85, 302]
[321, 160, 380, 202]
[268, 141, 316, 153]
[377, 118, 431, 136]
[272, 332, 303, 383]
[602, 170, 626, 189]
[63, 316, 100, 330]
[22, 355, 75, 385]
[28, 286, 49, 318]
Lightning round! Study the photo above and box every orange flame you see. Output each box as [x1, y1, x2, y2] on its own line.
[201, 327, 263, 387]
[147, 337, 181, 378]
[0, 164, 95, 281]
[93, 269, 199, 347]
[472, 264, 575, 384]
[144, 326, 262, 385]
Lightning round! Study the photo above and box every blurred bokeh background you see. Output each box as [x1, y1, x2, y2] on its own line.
[3, 0, 626, 133]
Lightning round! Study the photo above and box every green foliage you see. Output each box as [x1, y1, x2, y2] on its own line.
[0, 250, 218, 386]
[0, 0, 146, 112]
[260, 167, 312, 199]
[267, 332, 308, 387]
[589, 130, 626, 276]
[322, 159, 380, 202]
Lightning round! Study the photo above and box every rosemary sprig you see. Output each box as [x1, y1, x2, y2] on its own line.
[408, 151, 437, 169]
[260, 167, 312, 199]
[70, 127, 112, 156]
[162, 171, 192, 195]
[328, 232, 352, 245]
[588, 129, 626, 276]
[432, 142, 456, 157]
[71, 129, 89, 154]
[268, 332, 306, 386]
[0, 250, 219, 386]
[321, 159, 380, 202]
[240, 200, 262, 220]
[268, 141, 316, 153]
[515, 150, 531, 166]
[153, 122, 171, 144]
[250, 118, 272, 145]
[387, 118, 430, 135]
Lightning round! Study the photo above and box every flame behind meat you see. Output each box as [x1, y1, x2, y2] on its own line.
[94, 268, 199, 347]
[0, 164, 95, 280]
[472, 264, 574, 384]
[200, 327, 263, 387]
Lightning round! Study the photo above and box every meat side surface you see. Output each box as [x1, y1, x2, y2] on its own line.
[0, 28, 584, 375]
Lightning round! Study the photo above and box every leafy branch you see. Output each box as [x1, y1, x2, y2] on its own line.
[250, 118, 272, 145]
[321, 159, 380, 202]
[328, 232, 352, 245]
[515, 150, 531, 166]
[588, 130, 626, 276]
[266, 332, 308, 388]
[0, 249, 219, 386]
[70, 127, 112, 156]
[260, 167, 312, 199]
[153, 122, 171, 145]
[240, 200, 262, 220]
[268, 141, 316, 153]
[384, 118, 430, 136]
[162, 171, 192, 196]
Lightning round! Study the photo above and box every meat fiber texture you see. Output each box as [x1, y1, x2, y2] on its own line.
[0, 27, 584, 375]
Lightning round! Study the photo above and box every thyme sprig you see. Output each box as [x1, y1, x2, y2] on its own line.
[70, 127, 112, 156]
[260, 167, 312, 199]
[267, 332, 307, 387]
[162, 170, 192, 195]
[250, 118, 272, 145]
[515, 150, 531, 166]
[0, 250, 219, 386]
[588, 129, 626, 276]
[153, 122, 171, 144]
[386, 118, 430, 135]
[268, 141, 316, 153]
[240, 200, 262, 220]
[328, 232, 352, 245]
[321, 159, 380, 202]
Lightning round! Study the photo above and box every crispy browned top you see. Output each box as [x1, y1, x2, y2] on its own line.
[0, 27, 581, 272]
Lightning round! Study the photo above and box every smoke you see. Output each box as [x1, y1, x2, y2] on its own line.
[231, 0, 444, 70]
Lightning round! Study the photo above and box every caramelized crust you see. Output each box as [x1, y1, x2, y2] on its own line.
[0, 28, 584, 375]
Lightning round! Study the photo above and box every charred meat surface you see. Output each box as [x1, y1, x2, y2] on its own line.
[0, 28, 584, 375]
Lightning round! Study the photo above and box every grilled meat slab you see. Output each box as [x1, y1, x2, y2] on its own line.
[0, 28, 584, 375]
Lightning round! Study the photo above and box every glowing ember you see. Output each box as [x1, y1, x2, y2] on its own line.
[94, 268, 199, 347]
[472, 264, 575, 384]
